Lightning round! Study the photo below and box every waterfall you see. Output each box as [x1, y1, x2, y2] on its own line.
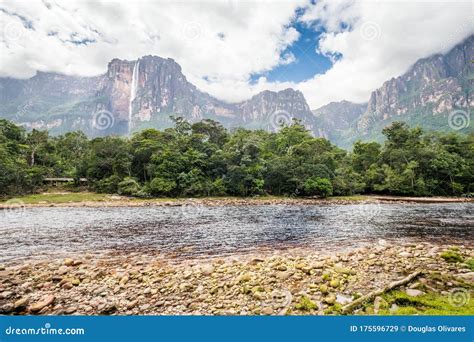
[128, 60, 140, 135]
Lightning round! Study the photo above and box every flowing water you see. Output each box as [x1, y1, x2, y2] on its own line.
[128, 59, 140, 136]
[0, 203, 472, 262]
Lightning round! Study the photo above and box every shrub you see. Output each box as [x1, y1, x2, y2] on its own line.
[117, 177, 141, 196]
[304, 177, 333, 198]
[94, 175, 121, 193]
[149, 177, 176, 196]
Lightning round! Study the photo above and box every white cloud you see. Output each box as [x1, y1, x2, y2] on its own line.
[294, 0, 474, 108]
[0, 0, 473, 109]
[0, 0, 306, 83]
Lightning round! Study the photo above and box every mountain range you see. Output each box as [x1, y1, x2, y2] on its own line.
[0, 35, 472, 147]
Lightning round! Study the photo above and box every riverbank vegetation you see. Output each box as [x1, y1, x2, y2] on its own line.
[1, 118, 472, 198]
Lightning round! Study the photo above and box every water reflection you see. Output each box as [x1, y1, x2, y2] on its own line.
[0, 203, 472, 261]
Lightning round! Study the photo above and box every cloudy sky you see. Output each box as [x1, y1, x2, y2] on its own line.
[0, 0, 472, 108]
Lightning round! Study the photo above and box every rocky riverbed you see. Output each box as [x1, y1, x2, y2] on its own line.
[1, 242, 473, 316]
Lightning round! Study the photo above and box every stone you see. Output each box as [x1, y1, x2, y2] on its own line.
[324, 294, 336, 305]
[374, 296, 382, 314]
[14, 297, 29, 311]
[319, 284, 329, 294]
[261, 307, 273, 315]
[313, 261, 325, 269]
[399, 252, 411, 258]
[405, 289, 425, 297]
[200, 264, 215, 276]
[0, 264, 5, 271]
[276, 271, 291, 280]
[389, 304, 399, 314]
[237, 273, 253, 283]
[64, 258, 74, 266]
[29, 295, 55, 313]
[61, 282, 73, 289]
[99, 303, 117, 315]
[0, 303, 14, 314]
[334, 264, 353, 275]
[119, 276, 129, 285]
[329, 279, 340, 288]
[456, 272, 474, 282]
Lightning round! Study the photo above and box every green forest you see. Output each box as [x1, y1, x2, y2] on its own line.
[0, 117, 473, 198]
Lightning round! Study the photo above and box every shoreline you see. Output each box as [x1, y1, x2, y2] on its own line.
[1, 242, 472, 316]
[0, 194, 472, 209]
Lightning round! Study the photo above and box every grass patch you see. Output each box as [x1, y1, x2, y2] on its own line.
[373, 290, 474, 315]
[294, 296, 318, 311]
[1, 192, 111, 204]
[327, 195, 369, 201]
[464, 258, 474, 271]
[440, 250, 464, 263]
[0, 192, 379, 205]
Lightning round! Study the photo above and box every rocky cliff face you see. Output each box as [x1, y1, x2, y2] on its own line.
[309, 34, 473, 147]
[0, 55, 316, 136]
[312, 101, 367, 141]
[0, 35, 472, 144]
[357, 35, 473, 139]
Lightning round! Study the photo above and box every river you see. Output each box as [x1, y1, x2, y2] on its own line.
[1, 203, 472, 262]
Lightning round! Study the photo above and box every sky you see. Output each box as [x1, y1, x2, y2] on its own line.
[0, 0, 473, 109]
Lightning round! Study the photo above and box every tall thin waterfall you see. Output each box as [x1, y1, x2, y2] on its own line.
[128, 60, 140, 135]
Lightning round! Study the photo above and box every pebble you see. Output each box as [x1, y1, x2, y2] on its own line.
[29, 295, 55, 313]
[200, 264, 215, 276]
[405, 289, 425, 297]
[0, 242, 469, 316]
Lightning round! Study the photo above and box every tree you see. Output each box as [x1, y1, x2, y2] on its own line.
[304, 177, 333, 198]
